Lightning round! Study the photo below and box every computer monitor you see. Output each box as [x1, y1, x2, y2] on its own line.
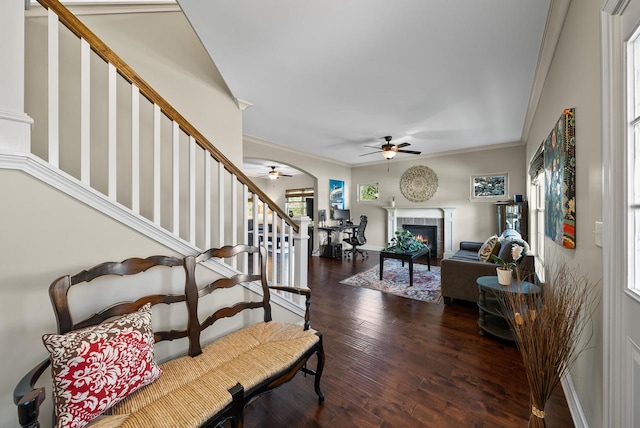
[333, 208, 351, 223]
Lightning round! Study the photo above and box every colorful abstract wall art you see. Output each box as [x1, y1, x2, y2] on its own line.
[544, 108, 576, 249]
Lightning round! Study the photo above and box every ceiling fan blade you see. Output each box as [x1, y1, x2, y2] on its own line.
[280, 173, 293, 177]
[396, 149, 422, 155]
[363, 144, 382, 150]
[359, 151, 382, 156]
[395, 142, 411, 148]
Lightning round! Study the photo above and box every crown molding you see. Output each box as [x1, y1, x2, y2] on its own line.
[243, 134, 351, 168]
[235, 98, 253, 111]
[245, 134, 522, 169]
[520, 0, 571, 143]
[351, 141, 525, 168]
[27, 0, 180, 16]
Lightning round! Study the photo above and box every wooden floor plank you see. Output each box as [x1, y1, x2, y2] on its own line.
[243, 252, 574, 427]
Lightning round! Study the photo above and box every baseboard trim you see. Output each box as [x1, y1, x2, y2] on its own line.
[561, 371, 589, 428]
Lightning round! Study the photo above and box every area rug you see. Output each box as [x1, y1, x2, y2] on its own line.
[339, 259, 442, 304]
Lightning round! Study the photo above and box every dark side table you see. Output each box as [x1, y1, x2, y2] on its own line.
[379, 246, 431, 287]
[476, 276, 540, 342]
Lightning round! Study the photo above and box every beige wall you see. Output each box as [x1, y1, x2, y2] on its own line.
[25, 10, 241, 163]
[524, 0, 603, 425]
[81, 11, 242, 165]
[0, 170, 178, 426]
[255, 174, 316, 211]
[244, 136, 351, 252]
[2, 10, 289, 427]
[351, 144, 527, 249]
[0, 170, 300, 428]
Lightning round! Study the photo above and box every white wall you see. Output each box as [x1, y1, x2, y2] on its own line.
[351, 144, 527, 249]
[524, 0, 603, 425]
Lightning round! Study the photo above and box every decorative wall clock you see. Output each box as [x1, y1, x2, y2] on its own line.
[399, 165, 438, 202]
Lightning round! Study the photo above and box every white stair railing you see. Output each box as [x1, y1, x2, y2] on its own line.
[24, 0, 307, 291]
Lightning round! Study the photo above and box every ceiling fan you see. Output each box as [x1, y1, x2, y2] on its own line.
[360, 136, 421, 159]
[267, 166, 292, 180]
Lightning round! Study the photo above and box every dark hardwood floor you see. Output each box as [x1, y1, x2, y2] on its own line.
[244, 252, 574, 427]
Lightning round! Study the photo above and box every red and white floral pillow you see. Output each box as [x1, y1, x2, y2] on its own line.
[42, 303, 162, 428]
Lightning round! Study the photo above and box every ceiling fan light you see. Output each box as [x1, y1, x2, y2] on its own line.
[382, 149, 397, 159]
[268, 171, 278, 179]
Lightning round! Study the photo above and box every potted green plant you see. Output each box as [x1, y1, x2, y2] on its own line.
[386, 229, 427, 253]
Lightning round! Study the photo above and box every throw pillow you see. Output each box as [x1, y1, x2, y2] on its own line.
[496, 238, 530, 264]
[42, 303, 162, 428]
[478, 235, 500, 262]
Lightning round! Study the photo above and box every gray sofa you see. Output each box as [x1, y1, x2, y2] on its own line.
[440, 240, 534, 305]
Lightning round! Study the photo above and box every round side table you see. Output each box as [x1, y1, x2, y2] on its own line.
[476, 276, 540, 341]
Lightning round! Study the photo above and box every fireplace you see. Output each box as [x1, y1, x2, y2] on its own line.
[383, 207, 456, 258]
[403, 224, 437, 258]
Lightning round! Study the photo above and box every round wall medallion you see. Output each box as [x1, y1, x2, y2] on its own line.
[399, 165, 438, 202]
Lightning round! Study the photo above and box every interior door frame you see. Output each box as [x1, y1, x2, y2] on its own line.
[601, 1, 635, 426]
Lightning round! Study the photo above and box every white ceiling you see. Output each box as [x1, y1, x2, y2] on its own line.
[243, 158, 302, 178]
[178, 0, 551, 165]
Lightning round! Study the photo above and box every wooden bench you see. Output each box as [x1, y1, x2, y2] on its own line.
[14, 244, 324, 428]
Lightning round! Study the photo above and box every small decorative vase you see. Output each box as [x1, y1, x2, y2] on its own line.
[496, 268, 512, 286]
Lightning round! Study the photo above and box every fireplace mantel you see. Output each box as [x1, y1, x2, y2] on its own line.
[382, 206, 456, 258]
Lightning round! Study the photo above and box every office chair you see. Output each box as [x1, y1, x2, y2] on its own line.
[343, 215, 368, 259]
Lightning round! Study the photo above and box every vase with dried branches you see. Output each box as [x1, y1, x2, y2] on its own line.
[497, 262, 598, 427]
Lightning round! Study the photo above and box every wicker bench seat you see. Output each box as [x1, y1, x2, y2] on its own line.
[14, 245, 324, 428]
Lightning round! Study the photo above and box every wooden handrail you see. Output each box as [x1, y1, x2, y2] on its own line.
[35, 0, 298, 233]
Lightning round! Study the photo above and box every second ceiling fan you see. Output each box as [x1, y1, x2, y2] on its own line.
[361, 136, 421, 159]
[267, 166, 292, 180]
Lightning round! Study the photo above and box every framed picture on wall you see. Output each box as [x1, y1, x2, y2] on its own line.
[329, 179, 345, 211]
[470, 173, 509, 201]
[357, 183, 379, 203]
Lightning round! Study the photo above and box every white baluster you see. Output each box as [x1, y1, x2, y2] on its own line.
[189, 136, 196, 245]
[47, 9, 59, 168]
[204, 154, 212, 249]
[279, 216, 286, 285]
[218, 161, 224, 247]
[80, 39, 90, 184]
[242, 184, 249, 273]
[108, 63, 117, 199]
[231, 175, 238, 268]
[172, 121, 179, 235]
[131, 85, 140, 213]
[253, 193, 259, 274]
[271, 210, 277, 283]
[153, 104, 161, 225]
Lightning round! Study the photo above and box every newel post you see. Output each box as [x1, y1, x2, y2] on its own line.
[292, 215, 310, 288]
[0, 1, 32, 153]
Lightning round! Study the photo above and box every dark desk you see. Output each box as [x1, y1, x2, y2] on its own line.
[379, 246, 431, 287]
[318, 224, 357, 258]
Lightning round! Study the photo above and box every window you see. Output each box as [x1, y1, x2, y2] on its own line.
[357, 183, 379, 203]
[627, 29, 640, 293]
[285, 188, 314, 217]
[530, 173, 545, 280]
